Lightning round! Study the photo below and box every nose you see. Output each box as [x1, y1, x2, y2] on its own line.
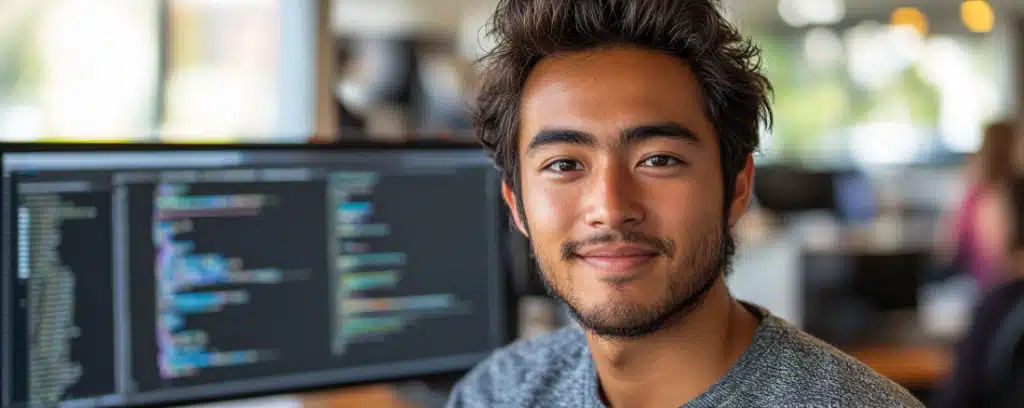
[583, 161, 645, 228]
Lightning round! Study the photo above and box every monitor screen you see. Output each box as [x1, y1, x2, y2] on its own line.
[1, 143, 507, 407]
[753, 165, 836, 215]
[754, 165, 877, 223]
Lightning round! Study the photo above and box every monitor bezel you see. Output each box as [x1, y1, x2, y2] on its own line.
[0, 140, 513, 408]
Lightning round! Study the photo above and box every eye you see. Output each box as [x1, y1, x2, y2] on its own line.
[640, 154, 682, 167]
[543, 159, 583, 173]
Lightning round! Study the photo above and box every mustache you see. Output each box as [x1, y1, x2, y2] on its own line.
[561, 230, 674, 261]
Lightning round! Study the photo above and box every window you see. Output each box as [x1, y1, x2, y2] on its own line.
[0, 0, 317, 143]
[0, 0, 160, 142]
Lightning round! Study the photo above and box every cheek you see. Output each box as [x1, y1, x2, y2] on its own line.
[647, 177, 722, 233]
[522, 182, 578, 233]
[521, 182, 578, 271]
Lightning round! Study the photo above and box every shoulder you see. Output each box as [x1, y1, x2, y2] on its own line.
[744, 315, 924, 408]
[446, 325, 589, 407]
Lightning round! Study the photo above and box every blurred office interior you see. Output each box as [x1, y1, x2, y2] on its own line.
[2, 0, 1024, 406]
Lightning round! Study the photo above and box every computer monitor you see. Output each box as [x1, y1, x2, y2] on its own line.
[754, 165, 877, 223]
[753, 165, 836, 215]
[801, 249, 926, 346]
[0, 142, 509, 407]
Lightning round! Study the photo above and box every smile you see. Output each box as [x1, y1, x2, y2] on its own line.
[581, 254, 657, 272]
[575, 244, 660, 276]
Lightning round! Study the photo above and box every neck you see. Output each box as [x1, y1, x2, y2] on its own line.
[585, 278, 759, 408]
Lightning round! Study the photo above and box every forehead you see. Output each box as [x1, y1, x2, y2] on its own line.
[518, 45, 715, 148]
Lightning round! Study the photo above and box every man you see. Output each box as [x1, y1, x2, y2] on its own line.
[447, 0, 923, 407]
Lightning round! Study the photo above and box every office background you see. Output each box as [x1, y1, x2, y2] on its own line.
[2, 0, 1024, 407]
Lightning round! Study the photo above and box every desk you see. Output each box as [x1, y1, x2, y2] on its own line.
[298, 385, 416, 408]
[849, 345, 954, 388]
[184, 385, 418, 408]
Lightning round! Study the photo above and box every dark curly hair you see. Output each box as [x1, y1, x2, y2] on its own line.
[473, 0, 773, 216]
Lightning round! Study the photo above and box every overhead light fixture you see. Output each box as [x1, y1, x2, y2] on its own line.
[890, 7, 928, 37]
[844, 21, 905, 90]
[778, 0, 846, 28]
[778, 0, 808, 27]
[803, 27, 843, 69]
[961, 0, 994, 33]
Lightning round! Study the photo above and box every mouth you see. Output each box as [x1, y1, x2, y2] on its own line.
[575, 244, 660, 275]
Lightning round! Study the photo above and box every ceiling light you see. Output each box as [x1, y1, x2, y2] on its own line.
[778, 0, 846, 28]
[890, 7, 928, 37]
[961, 0, 994, 33]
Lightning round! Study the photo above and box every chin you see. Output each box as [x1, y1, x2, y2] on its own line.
[580, 297, 644, 314]
[580, 273, 664, 299]
[585, 290, 646, 314]
[562, 277, 712, 338]
[573, 302, 670, 339]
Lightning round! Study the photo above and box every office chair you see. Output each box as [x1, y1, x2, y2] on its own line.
[984, 292, 1024, 408]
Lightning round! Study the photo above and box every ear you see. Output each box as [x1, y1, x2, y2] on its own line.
[727, 155, 755, 227]
[501, 181, 529, 237]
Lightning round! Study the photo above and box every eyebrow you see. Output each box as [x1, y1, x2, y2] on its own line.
[525, 122, 701, 156]
[526, 129, 596, 155]
[621, 123, 700, 146]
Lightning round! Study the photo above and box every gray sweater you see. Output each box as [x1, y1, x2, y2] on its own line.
[446, 306, 924, 407]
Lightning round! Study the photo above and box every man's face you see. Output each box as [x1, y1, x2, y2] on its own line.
[503, 45, 754, 338]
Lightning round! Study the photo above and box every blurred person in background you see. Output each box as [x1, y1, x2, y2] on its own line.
[935, 121, 1017, 291]
[933, 123, 1024, 407]
[334, 40, 367, 135]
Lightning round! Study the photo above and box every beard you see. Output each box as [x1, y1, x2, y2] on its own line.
[533, 219, 735, 340]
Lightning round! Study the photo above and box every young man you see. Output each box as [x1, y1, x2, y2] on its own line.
[447, 0, 923, 407]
